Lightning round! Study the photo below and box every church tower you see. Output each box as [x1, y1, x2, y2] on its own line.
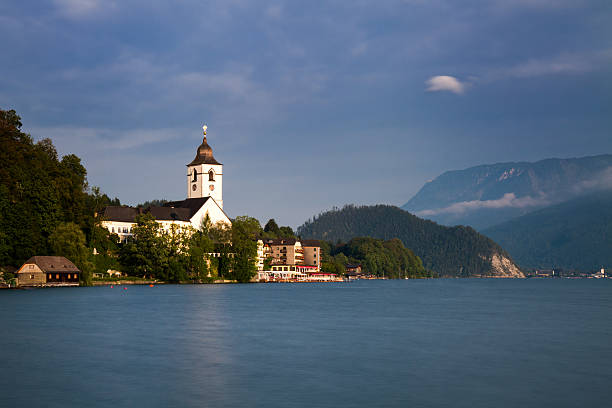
[187, 125, 223, 208]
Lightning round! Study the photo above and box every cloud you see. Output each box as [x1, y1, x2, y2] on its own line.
[53, 0, 117, 18]
[265, 4, 283, 19]
[416, 193, 549, 216]
[27, 126, 186, 151]
[425, 75, 465, 94]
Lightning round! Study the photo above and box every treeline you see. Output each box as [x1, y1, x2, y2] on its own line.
[0, 109, 119, 283]
[297, 204, 516, 277]
[322, 237, 434, 278]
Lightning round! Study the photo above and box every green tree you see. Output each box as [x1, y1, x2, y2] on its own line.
[230, 216, 261, 282]
[119, 213, 168, 279]
[264, 219, 280, 235]
[49, 222, 94, 285]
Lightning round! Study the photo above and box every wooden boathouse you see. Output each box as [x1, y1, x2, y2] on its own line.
[16, 256, 80, 287]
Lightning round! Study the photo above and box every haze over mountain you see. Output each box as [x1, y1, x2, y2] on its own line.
[297, 205, 523, 278]
[483, 190, 612, 272]
[401, 155, 612, 230]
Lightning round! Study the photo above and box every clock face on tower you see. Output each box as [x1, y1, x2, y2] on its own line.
[209, 185, 215, 191]
[192, 184, 197, 191]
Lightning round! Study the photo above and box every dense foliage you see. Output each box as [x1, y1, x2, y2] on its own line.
[0, 109, 119, 283]
[322, 237, 433, 278]
[483, 190, 612, 271]
[298, 204, 515, 277]
[118, 214, 260, 283]
[263, 218, 296, 239]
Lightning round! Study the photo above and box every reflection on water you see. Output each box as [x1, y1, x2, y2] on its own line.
[1, 280, 611, 408]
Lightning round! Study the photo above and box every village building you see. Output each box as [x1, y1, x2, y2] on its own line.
[101, 126, 231, 237]
[257, 238, 321, 273]
[16, 256, 80, 287]
[301, 240, 321, 270]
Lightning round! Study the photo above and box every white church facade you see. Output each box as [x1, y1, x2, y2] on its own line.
[101, 125, 231, 241]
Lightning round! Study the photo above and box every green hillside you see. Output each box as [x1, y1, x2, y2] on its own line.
[483, 191, 612, 271]
[297, 205, 523, 277]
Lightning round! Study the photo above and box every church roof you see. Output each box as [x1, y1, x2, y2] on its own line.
[163, 197, 212, 218]
[102, 206, 141, 222]
[188, 136, 221, 166]
[148, 207, 191, 222]
[102, 205, 191, 222]
[22, 256, 80, 273]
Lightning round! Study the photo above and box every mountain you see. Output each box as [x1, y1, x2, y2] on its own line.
[402, 154, 612, 230]
[482, 190, 612, 272]
[297, 205, 523, 278]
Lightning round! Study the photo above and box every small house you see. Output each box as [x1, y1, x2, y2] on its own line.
[16, 256, 80, 287]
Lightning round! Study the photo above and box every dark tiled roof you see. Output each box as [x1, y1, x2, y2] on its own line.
[188, 137, 221, 166]
[102, 206, 141, 222]
[22, 256, 80, 273]
[301, 240, 321, 247]
[104, 204, 194, 222]
[263, 238, 298, 246]
[148, 206, 191, 221]
[164, 197, 211, 218]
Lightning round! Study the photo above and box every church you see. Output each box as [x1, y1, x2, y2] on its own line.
[101, 126, 231, 241]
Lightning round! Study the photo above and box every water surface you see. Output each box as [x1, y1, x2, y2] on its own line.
[1, 279, 611, 407]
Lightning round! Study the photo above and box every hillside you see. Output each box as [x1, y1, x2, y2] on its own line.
[402, 155, 612, 229]
[297, 205, 523, 278]
[482, 190, 612, 271]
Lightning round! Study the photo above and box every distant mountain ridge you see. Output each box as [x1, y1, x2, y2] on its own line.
[297, 205, 523, 278]
[483, 190, 612, 272]
[402, 154, 612, 230]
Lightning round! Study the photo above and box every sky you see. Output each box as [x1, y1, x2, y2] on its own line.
[1, 0, 611, 228]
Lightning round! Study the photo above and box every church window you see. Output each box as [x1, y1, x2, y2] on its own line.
[209, 169, 215, 181]
[193, 169, 197, 182]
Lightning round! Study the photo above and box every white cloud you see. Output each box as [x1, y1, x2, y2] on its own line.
[53, 0, 117, 18]
[27, 126, 185, 151]
[425, 75, 465, 94]
[416, 193, 549, 216]
[265, 4, 283, 19]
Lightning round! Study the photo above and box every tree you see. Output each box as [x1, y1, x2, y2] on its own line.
[119, 213, 168, 279]
[49, 222, 94, 285]
[230, 216, 262, 282]
[264, 219, 280, 235]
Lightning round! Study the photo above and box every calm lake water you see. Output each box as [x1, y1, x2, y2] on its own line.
[1, 279, 611, 407]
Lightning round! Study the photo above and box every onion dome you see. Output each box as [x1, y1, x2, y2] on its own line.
[188, 125, 221, 166]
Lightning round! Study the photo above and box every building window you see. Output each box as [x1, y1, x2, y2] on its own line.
[209, 169, 215, 181]
[112, 227, 115, 233]
[30, 274, 35, 279]
[193, 169, 198, 182]
[29, 264, 34, 269]
[56, 274, 59, 279]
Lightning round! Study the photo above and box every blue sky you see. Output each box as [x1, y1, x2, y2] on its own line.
[1, 0, 611, 227]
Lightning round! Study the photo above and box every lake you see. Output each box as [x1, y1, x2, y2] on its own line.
[1, 279, 611, 407]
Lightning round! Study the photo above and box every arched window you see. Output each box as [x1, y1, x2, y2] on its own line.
[209, 169, 215, 181]
[192, 169, 198, 182]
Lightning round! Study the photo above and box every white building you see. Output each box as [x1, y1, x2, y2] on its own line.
[101, 126, 231, 238]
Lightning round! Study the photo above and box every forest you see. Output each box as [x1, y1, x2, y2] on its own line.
[297, 204, 517, 277]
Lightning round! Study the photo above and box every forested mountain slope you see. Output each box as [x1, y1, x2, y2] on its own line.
[298, 205, 523, 277]
[483, 190, 612, 271]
